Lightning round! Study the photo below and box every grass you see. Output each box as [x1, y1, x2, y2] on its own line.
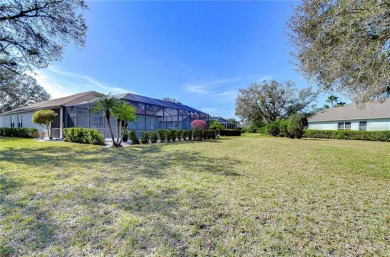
[0, 134, 389, 256]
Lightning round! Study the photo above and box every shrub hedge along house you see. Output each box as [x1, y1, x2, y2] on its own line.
[0, 91, 209, 139]
[308, 99, 390, 131]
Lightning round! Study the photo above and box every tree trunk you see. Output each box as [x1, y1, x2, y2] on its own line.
[105, 111, 118, 147]
[116, 118, 121, 144]
[47, 124, 52, 140]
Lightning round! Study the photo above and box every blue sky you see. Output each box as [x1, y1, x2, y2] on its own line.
[35, 1, 336, 118]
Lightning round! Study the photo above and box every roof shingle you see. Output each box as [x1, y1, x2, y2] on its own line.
[308, 99, 390, 122]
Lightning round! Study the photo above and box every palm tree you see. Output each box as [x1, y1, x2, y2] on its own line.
[111, 100, 137, 145]
[334, 102, 346, 107]
[90, 93, 121, 147]
[326, 95, 339, 107]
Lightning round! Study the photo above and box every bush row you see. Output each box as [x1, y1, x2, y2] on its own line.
[219, 129, 242, 136]
[63, 128, 105, 145]
[128, 129, 217, 144]
[266, 114, 308, 139]
[0, 127, 38, 138]
[303, 130, 390, 142]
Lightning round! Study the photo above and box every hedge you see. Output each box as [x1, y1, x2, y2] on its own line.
[220, 129, 242, 136]
[63, 128, 105, 145]
[0, 127, 38, 138]
[303, 130, 390, 142]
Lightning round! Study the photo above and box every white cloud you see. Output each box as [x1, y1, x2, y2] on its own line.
[33, 66, 129, 99]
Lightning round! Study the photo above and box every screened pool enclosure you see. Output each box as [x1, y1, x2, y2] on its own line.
[63, 93, 209, 138]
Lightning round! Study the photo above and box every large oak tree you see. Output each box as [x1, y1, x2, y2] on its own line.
[235, 80, 316, 124]
[288, 0, 390, 103]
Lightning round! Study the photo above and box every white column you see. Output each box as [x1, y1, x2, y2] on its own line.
[60, 107, 64, 138]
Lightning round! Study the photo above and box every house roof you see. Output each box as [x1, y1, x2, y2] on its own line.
[308, 98, 390, 122]
[1, 91, 208, 116]
[114, 93, 207, 114]
[0, 91, 98, 115]
[209, 117, 229, 123]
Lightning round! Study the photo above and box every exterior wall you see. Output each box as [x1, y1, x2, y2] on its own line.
[0, 112, 43, 131]
[308, 121, 338, 130]
[309, 119, 390, 131]
[367, 119, 390, 131]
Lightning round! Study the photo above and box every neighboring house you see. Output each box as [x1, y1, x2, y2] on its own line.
[209, 117, 240, 130]
[308, 99, 390, 131]
[0, 91, 209, 139]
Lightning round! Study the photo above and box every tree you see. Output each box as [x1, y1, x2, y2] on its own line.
[235, 80, 317, 124]
[287, 114, 308, 139]
[90, 93, 121, 147]
[32, 109, 57, 140]
[334, 102, 346, 107]
[209, 120, 224, 137]
[326, 95, 339, 108]
[111, 100, 137, 145]
[0, 72, 50, 113]
[288, 0, 390, 103]
[0, 0, 87, 75]
[162, 97, 182, 104]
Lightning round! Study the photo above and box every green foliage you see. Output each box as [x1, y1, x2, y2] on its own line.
[187, 130, 193, 140]
[258, 126, 267, 134]
[209, 121, 224, 131]
[157, 130, 167, 143]
[32, 110, 57, 125]
[0, 128, 38, 138]
[287, 114, 308, 139]
[303, 130, 390, 142]
[150, 131, 158, 143]
[279, 120, 289, 137]
[63, 128, 105, 145]
[129, 130, 139, 144]
[168, 130, 177, 142]
[140, 132, 150, 144]
[32, 109, 57, 139]
[177, 130, 183, 141]
[220, 129, 242, 136]
[241, 127, 247, 133]
[266, 121, 280, 136]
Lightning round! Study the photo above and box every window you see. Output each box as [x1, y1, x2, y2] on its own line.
[359, 121, 367, 131]
[17, 115, 23, 128]
[10, 116, 15, 128]
[338, 122, 351, 130]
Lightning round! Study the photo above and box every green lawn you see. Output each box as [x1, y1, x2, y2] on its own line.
[0, 135, 389, 256]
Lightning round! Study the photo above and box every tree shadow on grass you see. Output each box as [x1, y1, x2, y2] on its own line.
[0, 175, 57, 256]
[0, 140, 243, 255]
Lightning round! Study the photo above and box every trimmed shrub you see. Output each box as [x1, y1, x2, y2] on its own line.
[287, 114, 308, 139]
[140, 131, 150, 144]
[150, 131, 158, 143]
[158, 129, 167, 143]
[129, 130, 140, 144]
[63, 128, 105, 145]
[177, 130, 183, 141]
[187, 130, 193, 140]
[220, 129, 242, 136]
[168, 130, 177, 142]
[32, 109, 57, 139]
[303, 130, 390, 142]
[0, 127, 38, 138]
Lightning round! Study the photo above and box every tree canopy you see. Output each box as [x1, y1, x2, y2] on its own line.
[288, 0, 390, 103]
[0, 72, 50, 113]
[32, 109, 57, 139]
[0, 0, 87, 74]
[235, 80, 317, 124]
